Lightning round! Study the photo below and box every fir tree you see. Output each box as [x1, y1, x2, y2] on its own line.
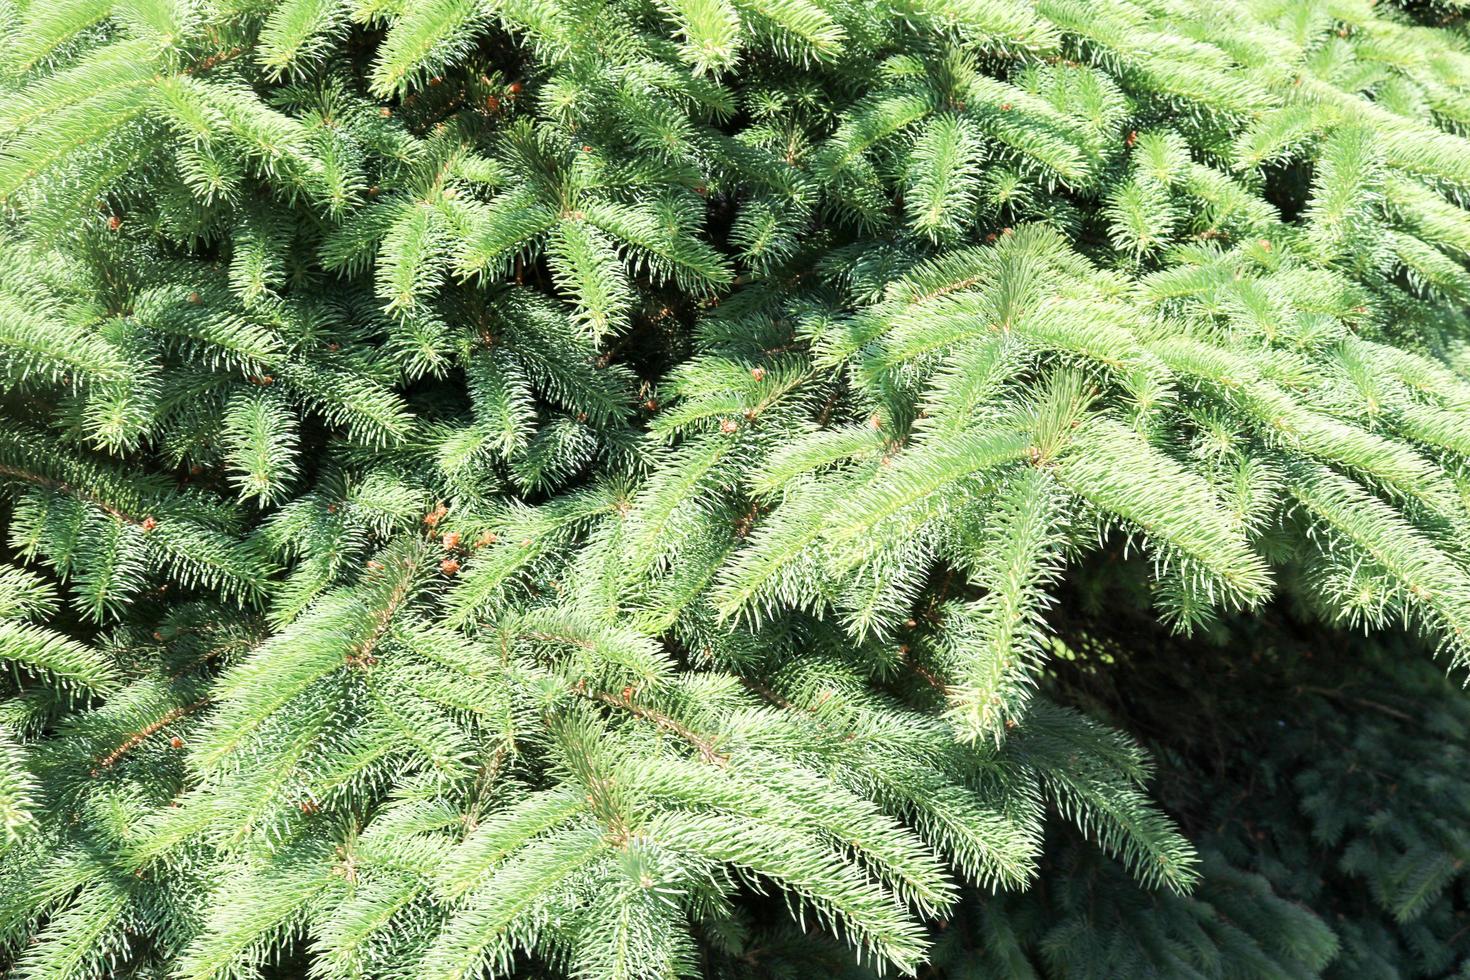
[3, 0, 1470, 977]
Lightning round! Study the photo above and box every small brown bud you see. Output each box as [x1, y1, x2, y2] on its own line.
[750, 367, 765, 381]
[108, 215, 122, 231]
[719, 418, 739, 434]
[441, 531, 461, 550]
[142, 516, 158, 532]
[188, 291, 201, 304]
[440, 557, 460, 576]
[170, 736, 183, 749]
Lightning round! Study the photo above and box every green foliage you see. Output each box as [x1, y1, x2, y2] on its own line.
[2, 0, 1470, 976]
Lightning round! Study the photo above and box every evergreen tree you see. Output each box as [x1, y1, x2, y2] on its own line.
[3, 0, 1470, 976]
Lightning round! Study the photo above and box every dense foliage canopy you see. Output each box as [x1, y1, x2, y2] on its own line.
[5, 0, 1470, 976]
